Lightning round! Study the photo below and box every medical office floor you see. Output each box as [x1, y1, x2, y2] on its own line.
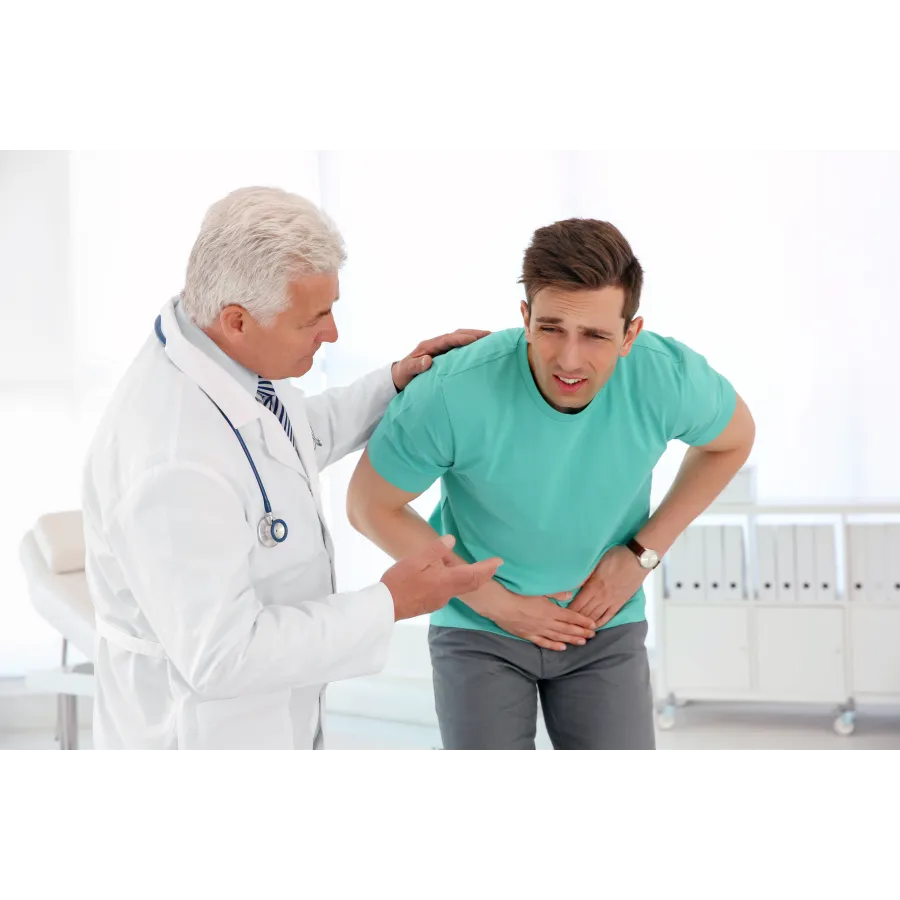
[3, 695, 900, 749]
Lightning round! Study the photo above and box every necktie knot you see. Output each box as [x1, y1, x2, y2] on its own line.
[256, 378, 294, 447]
[256, 378, 276, 401]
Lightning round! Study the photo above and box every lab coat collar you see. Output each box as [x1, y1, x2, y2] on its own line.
[173, 299, 258, 399]
[157, 300, 309, 480]
[159, 299, 262, 430]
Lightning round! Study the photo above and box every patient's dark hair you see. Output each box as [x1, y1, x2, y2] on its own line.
[520, 218, 643, 325]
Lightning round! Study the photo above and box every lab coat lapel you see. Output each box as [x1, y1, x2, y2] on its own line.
[158, 300, 310, 484]
[258, 412, 311, 483]
[276, 387, 324, 511]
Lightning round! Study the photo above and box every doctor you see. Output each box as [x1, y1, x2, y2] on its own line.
[82, 186, 499, 749]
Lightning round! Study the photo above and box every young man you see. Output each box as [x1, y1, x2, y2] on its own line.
[347, 219, 755, 750]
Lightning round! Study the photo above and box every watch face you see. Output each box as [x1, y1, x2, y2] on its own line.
[640, 549, 659, 569]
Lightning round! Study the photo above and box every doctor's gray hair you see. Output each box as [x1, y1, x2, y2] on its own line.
[181, 187, 346, 328]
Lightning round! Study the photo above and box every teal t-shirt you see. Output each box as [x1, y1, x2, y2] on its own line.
[367, 328, 736, 638]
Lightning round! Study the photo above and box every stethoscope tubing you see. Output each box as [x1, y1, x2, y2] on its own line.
[155, 315, 286, 544]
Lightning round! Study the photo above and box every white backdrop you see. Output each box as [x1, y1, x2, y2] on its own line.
[1, 150, 897, 675]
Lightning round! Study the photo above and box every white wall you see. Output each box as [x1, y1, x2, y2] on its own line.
[0, 151, 72, 382]
[568, 151, 900, 503]
[0, 151, 78, 672]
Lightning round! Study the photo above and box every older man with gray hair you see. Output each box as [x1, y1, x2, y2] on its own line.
[82, 186, 498, 749]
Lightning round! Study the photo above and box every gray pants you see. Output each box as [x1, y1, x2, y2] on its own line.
[429, 621, 655, 750]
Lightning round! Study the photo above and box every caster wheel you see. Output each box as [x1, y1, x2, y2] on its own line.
[833, 711, 855, 736]
[656, 705, 676, 730]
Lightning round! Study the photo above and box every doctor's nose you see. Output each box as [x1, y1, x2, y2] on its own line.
[321, 313, 339, 344]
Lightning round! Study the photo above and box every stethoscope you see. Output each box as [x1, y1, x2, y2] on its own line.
[155, 316, 289, 548]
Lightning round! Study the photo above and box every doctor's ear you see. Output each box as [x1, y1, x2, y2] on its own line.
[219, 305, 250, 338]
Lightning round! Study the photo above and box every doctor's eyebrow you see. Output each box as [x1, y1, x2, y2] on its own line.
[305, 296, 338, 325]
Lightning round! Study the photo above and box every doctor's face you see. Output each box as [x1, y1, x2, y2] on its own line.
[225, 272, 340, 380]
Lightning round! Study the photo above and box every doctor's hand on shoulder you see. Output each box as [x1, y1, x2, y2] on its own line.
[391, 329, 491, 391]
[382, 535, 502, 620]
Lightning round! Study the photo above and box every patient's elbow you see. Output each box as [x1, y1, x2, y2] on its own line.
[346, 452, 404, 539]
[346, 491, 365, 534]
[346, 471, 373, 535]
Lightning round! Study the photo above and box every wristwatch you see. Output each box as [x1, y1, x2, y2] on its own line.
[626, 537, 660, 570]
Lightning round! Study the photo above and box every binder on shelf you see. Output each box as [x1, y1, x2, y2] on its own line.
[847, 524, 868, 603]
[756, 525, 778, 602]
[775, 525, 797, 604]
[703, 526, 724, 603]
[794, 525, 816, 604]
[721, 525, 745, 601]
[684, 527, 707, 603]
[665, 531, 690, 602]
[864, 525, 888, 604]
[887, 524, 900, 603]
[813, 525, 837, 603]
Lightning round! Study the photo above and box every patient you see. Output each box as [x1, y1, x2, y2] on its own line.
[346, 218, 755, 749]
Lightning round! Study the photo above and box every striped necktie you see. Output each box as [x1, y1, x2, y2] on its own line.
[256, 378, 294, 447]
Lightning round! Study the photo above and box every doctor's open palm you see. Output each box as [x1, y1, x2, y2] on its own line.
[382, 535, 502, 621]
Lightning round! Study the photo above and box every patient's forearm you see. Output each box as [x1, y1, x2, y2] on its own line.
[350, 503, 502, 613]
[354, 502, 449, 565]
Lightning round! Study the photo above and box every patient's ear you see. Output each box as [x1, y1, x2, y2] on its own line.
[520, 300, 531, 336]
[619, 315, 644, 356]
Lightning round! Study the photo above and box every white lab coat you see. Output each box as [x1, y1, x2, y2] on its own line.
[82, 299, 397, 749]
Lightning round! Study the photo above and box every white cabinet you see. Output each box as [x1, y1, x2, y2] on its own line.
[663, 605, 751, 693]
[653, 504, 900, 735]
[850, 607, 900, 696]
[755, 607, 846, 701]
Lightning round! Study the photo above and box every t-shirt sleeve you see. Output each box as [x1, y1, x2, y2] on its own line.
[669, 341, 737, 446]
[366, 369, 454, 494]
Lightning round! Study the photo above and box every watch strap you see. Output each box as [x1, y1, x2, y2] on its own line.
[626, 537, 646, 559]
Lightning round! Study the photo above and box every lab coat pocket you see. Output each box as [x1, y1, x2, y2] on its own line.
[255, 550, 334, 610]
[186, 690, 294, 749]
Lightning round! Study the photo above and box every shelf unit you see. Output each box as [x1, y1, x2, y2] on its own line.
[652, 502, 900, 735]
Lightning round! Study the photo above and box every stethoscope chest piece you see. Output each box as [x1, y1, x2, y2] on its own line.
[258, 514, 289, 548]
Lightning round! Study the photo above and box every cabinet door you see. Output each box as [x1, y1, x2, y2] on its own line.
[755, 607, 846, 701]
[664, 606, 751, 692]
[850, 607, 900, 695]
